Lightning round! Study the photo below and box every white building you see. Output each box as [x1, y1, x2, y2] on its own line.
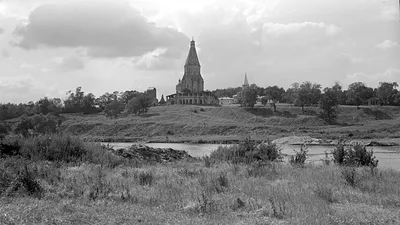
[219, 97, 234, 105]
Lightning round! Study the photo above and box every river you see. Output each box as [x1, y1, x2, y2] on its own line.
[105, 142, 400, 171]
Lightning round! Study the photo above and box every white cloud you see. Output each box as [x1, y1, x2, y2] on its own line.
[346, 68, 400, 86]
[57, 56, 85, 72]
[376, 40, 399, 50]
[262, 21, 340, 38]
[13, 0, 189, 58]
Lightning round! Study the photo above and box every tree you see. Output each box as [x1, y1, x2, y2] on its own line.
[284, 83, 300, 104]
[239, 87, 257, 108]
[264, 86, 285, 112]
[104, 101, 124, 119]
[346, 82, 374, 109]
[376, 82, 398, 105]
[331, 82, 346, 105]
[126, 95, 152, 115]
[35, 97, 63, 115]
[297, 81, 322, 113]
[319, 87, 340, 124]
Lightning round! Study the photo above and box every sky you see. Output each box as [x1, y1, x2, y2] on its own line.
[0, 0, 399, 103]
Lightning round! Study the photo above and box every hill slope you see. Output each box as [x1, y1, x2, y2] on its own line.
[59, 104, 400, 142]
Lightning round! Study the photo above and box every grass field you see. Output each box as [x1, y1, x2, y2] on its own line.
[1, 133, 399, 224]
[57, 104, 400, 143]
[1, 159, 400, 224]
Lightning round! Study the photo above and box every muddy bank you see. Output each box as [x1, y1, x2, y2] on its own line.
[273, 136, 399, 147]
[109, 144, 193, 163]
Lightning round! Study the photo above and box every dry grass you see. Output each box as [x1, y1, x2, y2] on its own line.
[1, 156, 400, 224]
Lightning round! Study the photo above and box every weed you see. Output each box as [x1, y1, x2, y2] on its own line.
[314, 184, 337, 203]
[269, 197, 289, 219]
[216, 173, 229, 189]
[289, 144, 308, 166]
[340, 167, 362, 187]
[138, 171, 154, 186]
[230, 197, 246, 211]
[197, 192, 218, 214]
[203, 155, 212, 168]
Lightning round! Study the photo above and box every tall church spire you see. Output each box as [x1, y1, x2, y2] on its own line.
[243, 73, 249, 88]
[185, 39, 200, 66]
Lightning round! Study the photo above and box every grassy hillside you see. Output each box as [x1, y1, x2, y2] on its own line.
[58, 104, 400, 142]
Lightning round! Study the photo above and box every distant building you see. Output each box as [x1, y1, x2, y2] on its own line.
[219, 97, 234, 105]
[145, 87, 158, 106]
[159, 94, 166, 105]
[242, 73, 249, 88]
[166, 39, 219, 105]
[233, 73, 251, 104]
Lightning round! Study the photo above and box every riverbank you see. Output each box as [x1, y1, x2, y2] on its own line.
[56, 104, 400, 144]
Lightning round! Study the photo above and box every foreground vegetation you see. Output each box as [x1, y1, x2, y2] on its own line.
[1, 135, 399, 224]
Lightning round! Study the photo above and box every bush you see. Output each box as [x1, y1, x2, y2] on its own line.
[289, 144, 308, 166]
[4, 134, 127, 167]
[20, 134, 87, 163]
[332, 138, 378, 168]
[209, 137, 282, 164]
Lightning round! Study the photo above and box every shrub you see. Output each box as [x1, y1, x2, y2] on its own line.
[332, 138, 378, 168]
[0, 140, 21, 157]
[252, 140, 282, 162]
[289, 144, 308, 166]
[209, 137, 282, 164]
[20, 134, 87, 163]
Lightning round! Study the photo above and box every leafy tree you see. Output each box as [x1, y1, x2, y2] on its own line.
[120, 90, 140, 105]
[81, 93, 98, 114]
[284, 83, 300, 104]
[35, 97, 62, 115]
[126, 95, 152, 115]
[261, 96, 268, 106]
[239, 87, 257, 108]
[346, 82, 374, 109]
[319, 87, 340, 124]
[212, 87, 242, 98]
[297, 81, 322, 113]
[264, 86, 285, 112]
[104, 101, 124, 119]
[331, 82, 346, 105]
[376, 82, 398, 105]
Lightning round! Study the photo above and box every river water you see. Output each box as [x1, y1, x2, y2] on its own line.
[105, 142, 400, 171]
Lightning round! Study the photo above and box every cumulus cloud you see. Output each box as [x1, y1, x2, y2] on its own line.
[132, 48, 181, 70]
[57, 56, 85, 72]
[2, 49, 10, 58]
[0, 75, 60, 103]
[262, 22, 340, 38]
[376, 40, 399, 50]
[346, 68, 400, 86]
[14, 0, 189, 58]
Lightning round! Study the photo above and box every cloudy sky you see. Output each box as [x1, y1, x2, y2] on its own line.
[0, 0, 399, 103]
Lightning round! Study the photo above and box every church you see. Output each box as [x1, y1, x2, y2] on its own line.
[166, 39, 219, 105]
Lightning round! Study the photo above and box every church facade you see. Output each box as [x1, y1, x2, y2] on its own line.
[166, 40, 219, 105]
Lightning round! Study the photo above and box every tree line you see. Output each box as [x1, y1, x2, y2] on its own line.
[0, 87, 153, 121]
[213, 81, 400, 109]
